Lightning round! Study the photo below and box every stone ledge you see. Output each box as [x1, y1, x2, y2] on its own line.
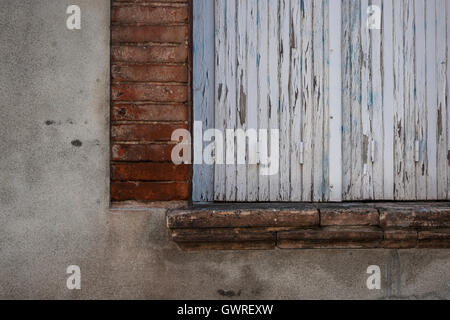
[167, 203, 450, 250]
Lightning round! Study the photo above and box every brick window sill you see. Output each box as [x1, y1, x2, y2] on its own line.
[166, 203, 450, 250]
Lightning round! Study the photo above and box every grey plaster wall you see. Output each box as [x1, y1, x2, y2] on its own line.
[0, 0, 449, 300]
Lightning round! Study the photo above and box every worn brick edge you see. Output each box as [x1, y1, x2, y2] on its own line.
[167, 203, 450, 250]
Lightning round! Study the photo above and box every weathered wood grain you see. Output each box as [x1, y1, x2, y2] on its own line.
[393, 0, 405, 200]
[383, 0, 395, 200]
[289, 0, 303, 201]
[371, 0, 383, 199]
[312, 0, 325, 201]
[342, 0, 352, 200]
[404, 0, 416, 200]
[247, 0, 259, 201]
[236, 0, 248, 201]
[268, 0, 280, 201]
[415, 0, 427, 200]
[426, 0, 438, 199]
[328, 0, 342, 202]
[361, 0, 373, 200]
[193, 0, 214, 202]
[257, 0, 270, 201]
[214, 0, 226, 201]
[192, 0, 449, 202]
[301, 0, 314, 201]
[436, 0, 448, 199]
[279, 0, 291, 201]
[350, 0, 363, 200]
[225, 0, 237, 201]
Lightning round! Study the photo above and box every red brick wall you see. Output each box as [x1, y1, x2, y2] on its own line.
[110, 0, 192, 203]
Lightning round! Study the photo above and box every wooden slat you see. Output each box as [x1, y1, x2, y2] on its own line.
[328, 0, 342, 202]
[225, 0, 237, 201]
[236, 0, 248, 201]
[214, 0, 227, 201]
[301, 0, 314, 201]
[361, 0, 373, 200]
[350, 0, 363, 200]
[257, 0, 270, 201]
[404, 0, 416, 199]
[426, 0, 438, 199]
[322, 0, 330, 201]
[371, 0, 384, 199]
[289, 0, 302, 201]
[312, 0, 324, 201]
[382, 0, 395, 200]
[393, 0, 405, 200]
[436, 0, 448, 199]
[268, 0, 280, 201]
[415, 0, 427, 200]
[279, 0, 291, 201]
[447, 0, 450, 200]
[342, 0, 352, 200]
[247, 0, 259, 201]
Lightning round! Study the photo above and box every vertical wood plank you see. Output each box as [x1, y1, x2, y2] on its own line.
[225, 0, 237, 201]
[289, 0, 303, 201]
[426, 0, 438, 199]
[342, 0, 352, 200]
[404, 0, 416, 199]
[268, 0, 280, 201]
[447, 0, 450, 200]
[361, 0, 374, 200]
[393, 0, 405, 200]
[322, 0, 330, 201]
[279, 0, 291, 200]
[193, 0, 215, 202]
[236, 0, 248, 201]
[258, 0, 270, 201]
[214, 0, 227, 201]
[301, 0, 314, 201]
[382, 0, 395, 200]
[247, 0, 259, 201]
[328, 0, 342, 202]
[436, 0, 448, 199]
[371, 0, 384, 199]
[312, 0, 324, 201]
[415, 0, 427, 199]
[350, 0, 363, 200]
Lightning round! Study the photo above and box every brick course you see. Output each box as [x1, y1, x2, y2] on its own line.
[167, 203, 450, 250]
[111, 0, 191, 202]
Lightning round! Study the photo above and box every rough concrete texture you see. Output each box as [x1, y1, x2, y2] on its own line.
[0, 0, 449, 300]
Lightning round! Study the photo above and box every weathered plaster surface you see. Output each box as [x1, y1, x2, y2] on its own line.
[0, 0, 449, 299]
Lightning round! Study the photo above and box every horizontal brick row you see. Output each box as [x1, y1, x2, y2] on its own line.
[168, 204, 450, 250]
[111, 163, 189, 181]
[111, 181, 189, 201]
[111, 143, 174, 162]
[112, 83, 188, 102]
[112, 6, 188, 25]
[111, 123, 187, 142]
[113, 0, 187, 3]
[112, 103, 188, 121]
[112, 64, 188, 83]
[112, 46, 188, 63]
[171, 226, 450, 250]
[168, 205, 450, 229]
[167, 207, 319, 229]
[112, 25, 188, 44]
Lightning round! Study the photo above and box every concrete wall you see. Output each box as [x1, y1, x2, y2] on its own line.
[0, 0, 449, 299]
